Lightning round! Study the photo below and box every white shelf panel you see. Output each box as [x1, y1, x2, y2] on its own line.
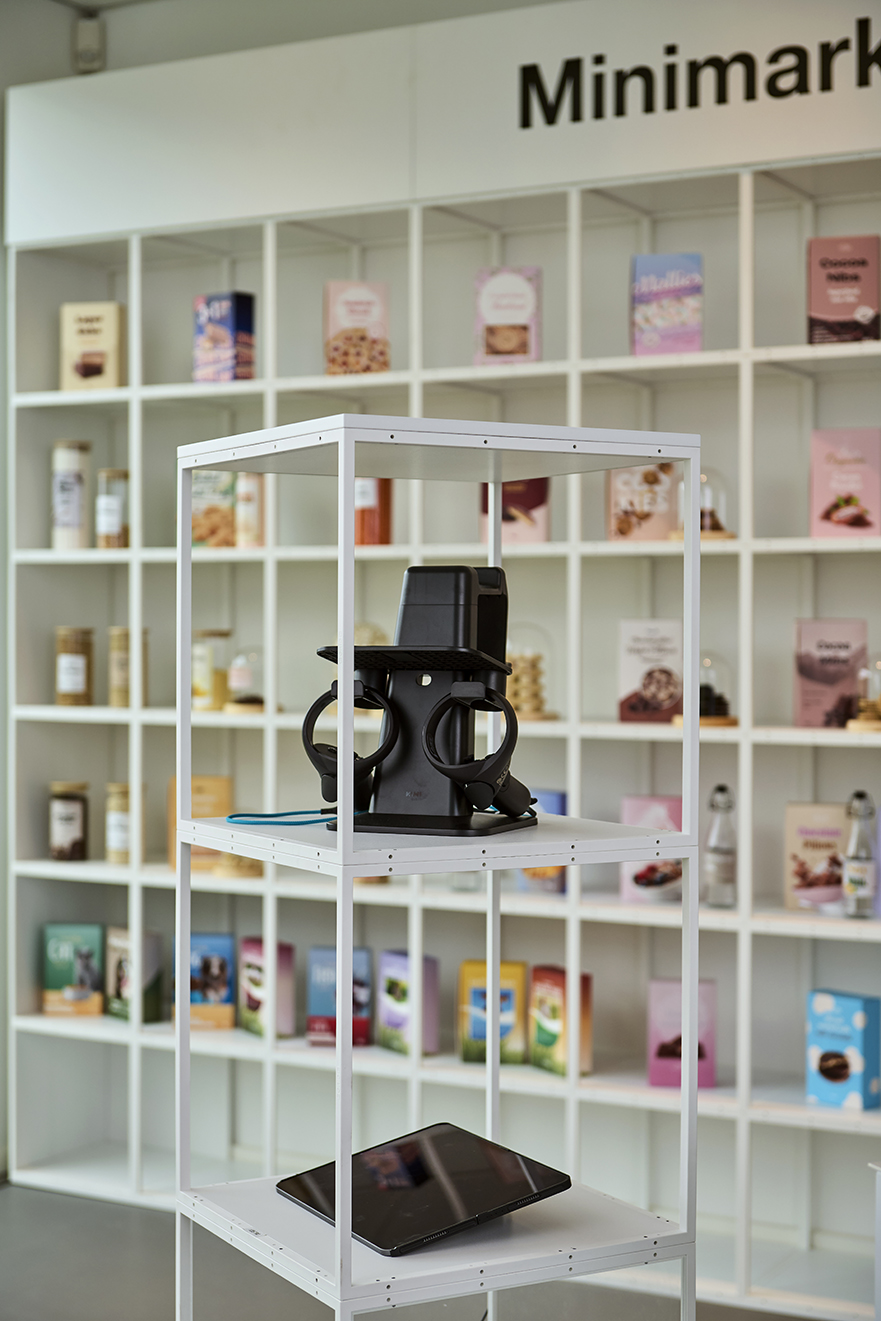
[13, 1013, 133, 1044]
[751, 907, 881, 942]
[13, 387, 132, 408]
[182, 1175, 682, 1307]
[140, 379, 266, 402]
[14, 548, 133, 565]
[750, 1081, 881, 1136]
[14, 704, 131, 724]
[14, 858, 136, 884]
[752, 536, 881, 557]
[752, 726, 881, 749]
[276, 368, 414, 393]
[11, 1141, 136, 1205]
[180, 814, 694, 876]
[141, 1024, 266, 1058]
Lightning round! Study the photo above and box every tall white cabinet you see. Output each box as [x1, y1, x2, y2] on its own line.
[6, 155, 881, 1321]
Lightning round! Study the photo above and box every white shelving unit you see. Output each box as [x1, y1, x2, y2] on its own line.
[6, 156, 881, 1320]
[174, 413, 701, 1319]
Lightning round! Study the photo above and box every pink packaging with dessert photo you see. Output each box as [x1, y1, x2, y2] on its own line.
[620, 796, 682, 903]
[810, 429, 881, 538]
[794, 618, 867, 728]
[648, 979, 716, 1088]
[808, 236, 880, 343]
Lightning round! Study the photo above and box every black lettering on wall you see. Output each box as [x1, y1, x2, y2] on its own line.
[687, 52, 757, 106]
[614, 65, 656, 115]
[664, 43, 678, 110]
[766, 45, 810, 97]
[520, 58, 583, 128]
[857, 16, 881, 85]
[592, 54, 605, 119]
[820, 38, 850, 91]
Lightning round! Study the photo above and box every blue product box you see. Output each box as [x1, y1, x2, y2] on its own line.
[173, 932, 235, 1029]
[806, 989, 881, 1111]
[307, 946, 372, 1045]
[193, 291, 255, 382]
[517, 790, 567, 893]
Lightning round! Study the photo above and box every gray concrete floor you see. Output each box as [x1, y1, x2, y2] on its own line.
[0, 1182, 800, 1321]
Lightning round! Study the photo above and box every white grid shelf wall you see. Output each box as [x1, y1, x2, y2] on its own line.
[174, 414, 701, 1320]
[5, 156, 881, 1321]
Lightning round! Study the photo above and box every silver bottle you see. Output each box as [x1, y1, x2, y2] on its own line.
[843, 790, 876, 919]
[703, 784, 736, 908]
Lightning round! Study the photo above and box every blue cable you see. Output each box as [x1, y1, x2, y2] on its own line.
[226, 808, 336, 826]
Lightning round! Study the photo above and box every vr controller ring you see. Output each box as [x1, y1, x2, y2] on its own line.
[422, 687, 534, 818]
[302, 682, 399, 807]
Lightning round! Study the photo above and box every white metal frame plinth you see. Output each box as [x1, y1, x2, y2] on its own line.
[174, 414, 701, 1321]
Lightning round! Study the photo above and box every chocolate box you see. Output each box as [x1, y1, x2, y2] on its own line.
[606, 463, 679, 541]
[619, 619, 683, 722]
[60, 302, 126, 391]
[307, 946, 372, 1045]
[794, 619, 867, 727]
[619, 796, 683, 903]
[376, 950, 440, 1056]
[457, 959, 527, 1064]
[810, 429, 881, 538]
[528, 966, 592, 1077]
[474, 267, 541, 364]
[808, 236, 880, 344]
[648, 979, 716, 1088]
[43, 923, 104, 1016]
[238, 937, 295, 1038]
[784, 802, 848, 911]
[480, 478, 549, 544]
[807, 989, 881, 1110]
[324, 281, 390, 374]
[631, 254, 702, 356]
[193, 292, 255, 382]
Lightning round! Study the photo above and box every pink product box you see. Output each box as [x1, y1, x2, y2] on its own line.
[810, 429, 881, 537]
[808, 236, 880, 344]
[648, 979, 716, 1089]
[474, 267, 541, 365]
[794, 619, 867, 728]
[619, 796, 682, 904]
[238, 937, 294, 1038]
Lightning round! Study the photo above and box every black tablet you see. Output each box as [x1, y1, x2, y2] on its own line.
[276, 1122, 570, 1256]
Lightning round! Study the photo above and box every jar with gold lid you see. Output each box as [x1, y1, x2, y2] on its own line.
[105, 782, 130, 864]
[108, 626, 149, 707]
[49, 781, 88, 860]
[55, 626, 93, 705]
[96, 468, 129, 549]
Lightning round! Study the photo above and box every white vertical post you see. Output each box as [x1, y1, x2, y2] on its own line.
[335, 424, 356, 1295]
[485, 478, 503, 1146]
[408, 205, 423, 421]
[680, 1242, 696, 1321]
[407, 884, 423, 1130]
[679, 449, 699, 1246]
[176, 1210, 193, 1321]
[6, 246, 17, 1178]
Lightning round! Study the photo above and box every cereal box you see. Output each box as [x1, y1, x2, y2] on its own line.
[43, 923, 104, 1016]
[193, 292, 255, 382]
[474, 267, 541, 364]
[619, 619, 683, 722]
[784, 803, 848, 911]
[60, 302, 126, 390]
[377, 951, 440, 1056]
[619, 796, 683, 903]
[648, 979, 716, 1088]
[794, 619, 866, 727]
[606, 463, 679, 540]
[307, 946, 372, 1045]
[810, 429, 881, 537]
[808, 236, 880, 344]
[106, 927, 162, 1022]
[191, 471, 236, 547]
[807, 989, 881, 1110]
[479, 478, 549, 543]
[630, 255, 703, 356]
[323, 282, 390, 374]
[238, 937, 295, 1038]
[457, 960, 528, 1064]
[529, 966, 592, 1077]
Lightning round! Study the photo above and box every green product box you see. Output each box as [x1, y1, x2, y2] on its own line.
[106, 927, 163, 1022]
[43, 923, 104, 1016]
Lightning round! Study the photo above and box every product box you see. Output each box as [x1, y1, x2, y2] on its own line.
[377, 951, 440, 1056]
[193, 292, 255, 382]
[784, 803, 848, 910]
[238, 937, 295, 1038]
[457, 959, 528, 1064]
[517, 790, 567, 893]
[43, 923, 104, 1016]
[619, 796, 683, 903]
[59, 302, 126, 391]
[474, 267, 541, 364]
[307, 946, 372, 1045]
[324, 281, 390, 374]
[191, 471, 236, 547]
[648, 979, 716, 1088]
[808, 236, 880, 344]
[619, 619, 683, 722]
[794, 619, 867, 728]
[187, 933, 235, 1029]
[480, 478, 549, 544]
[810, 429, 881, 537]
[630, 254, 703, 356]
[807, 989, 881, 1111]
[606, 463, 679, 541]
[167, 776, 233, 871]
[106, 927, 162, 1022]
[528, 966, 592, 1077]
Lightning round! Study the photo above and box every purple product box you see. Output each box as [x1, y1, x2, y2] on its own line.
[631, 254, 703, 356]
[193, 292, 255, 382]
[377, 951, 440, 1055]
[648, 979, 716, 1088]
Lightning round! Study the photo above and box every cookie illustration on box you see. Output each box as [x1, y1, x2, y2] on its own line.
[474, 268, 541, 365]
[323, 283, 390, 375]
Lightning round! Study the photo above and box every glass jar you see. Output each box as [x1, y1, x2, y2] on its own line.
[676, 466, 735, 539]
[49, 781, 88, 860]
[226, 643, 264, 712]
[699, 650, 735, 722]
[51, 440, 91, 550]
[96, 468, 129, 548]
[192, 629, 232, 710]
[55, 626, 94, 705]
[105, 782, 130, 864]
[108, 626, 149, 707]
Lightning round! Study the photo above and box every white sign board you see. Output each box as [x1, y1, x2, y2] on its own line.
[6, 0, 881, 243]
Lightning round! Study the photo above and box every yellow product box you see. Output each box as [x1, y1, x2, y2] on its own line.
[167, 776, 233, 871]
[529, 966, 592, 1077]
[457, 959, 527, 1064]
[59, 301, 126, 391]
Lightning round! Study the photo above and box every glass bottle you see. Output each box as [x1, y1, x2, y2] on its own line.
[843, 790, 876, 919]
[703, 783, 736, 908]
